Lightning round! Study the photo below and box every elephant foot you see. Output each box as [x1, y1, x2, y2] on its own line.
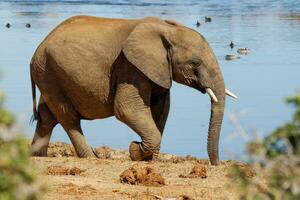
[129, 141, 158, 161]
[76, 147, 98, 158]
[30, 142, 48, 157]
[30, 147, 48, 157]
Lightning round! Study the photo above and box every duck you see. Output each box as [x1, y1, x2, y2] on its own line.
[205, 16, 212, 22]
[229, 41, 234, 49]
[225, 54, 240, 60]
[237, 48, 250, 55]
[5, 23, 11, 28]
[196, 21, 200, 27]
[26, 23, 31, 28]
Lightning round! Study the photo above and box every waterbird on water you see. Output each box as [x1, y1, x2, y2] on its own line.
[26, 23, 31, 28]
[226, 54, 240, 60]
[205, 16, 212, 22]
[5, 23, 10, 28]
[237, 48, 250, 55]
[229, 41, 234, 49]
[196, 21, 200, 27]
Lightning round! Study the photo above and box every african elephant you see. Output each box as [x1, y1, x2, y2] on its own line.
[30, 16, 236, 165]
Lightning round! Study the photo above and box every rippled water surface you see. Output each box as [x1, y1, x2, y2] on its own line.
[1, 0, 300, 160]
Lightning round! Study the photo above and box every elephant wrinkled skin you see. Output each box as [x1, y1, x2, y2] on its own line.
[30, 16, 235, 165]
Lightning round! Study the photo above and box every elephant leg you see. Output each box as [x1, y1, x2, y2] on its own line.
[42, 91, 96, 158]
[31, 96, 57, 156]
[63, 121, 97, 158]
[151, 89, 170, 134]
[114, 81, 162, 161]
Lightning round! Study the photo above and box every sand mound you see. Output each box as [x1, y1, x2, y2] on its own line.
[120, 165, 165, 186]
[180, 163, 207, 178]
[46, 166, 84, 176]
[94, 146, 113, 159]
[234, 162, 256, 178]
[60, 183, 97, 195]
[244, 169, 256, 178]
[94, 146, 129, 160]
[46, 142, 207, 163]
[158, 153, 209, 164]
[47, 142, 76, 157]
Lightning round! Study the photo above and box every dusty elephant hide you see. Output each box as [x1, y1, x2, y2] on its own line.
[29, 15, 236, 166]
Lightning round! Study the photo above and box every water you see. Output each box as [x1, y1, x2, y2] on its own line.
[1, 0, 300, 160]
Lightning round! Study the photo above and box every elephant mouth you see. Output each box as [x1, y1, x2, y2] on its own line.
[204, 87, 238, 102]
[199, 87, 206, 94]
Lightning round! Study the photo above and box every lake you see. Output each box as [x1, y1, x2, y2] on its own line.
[1, 0, 300, 160]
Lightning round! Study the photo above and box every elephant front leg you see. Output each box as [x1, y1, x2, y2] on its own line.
[151, 89, 170, 134]
[114, 82, 162, 161]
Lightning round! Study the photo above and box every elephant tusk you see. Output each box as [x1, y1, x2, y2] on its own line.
[225, 88, 238, 99]
[206, 88, 218, 103]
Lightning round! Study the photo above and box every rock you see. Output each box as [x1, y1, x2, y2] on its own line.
[47, 142, 76, 157]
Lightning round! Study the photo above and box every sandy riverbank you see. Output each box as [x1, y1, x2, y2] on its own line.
[31, 142, 243, 200]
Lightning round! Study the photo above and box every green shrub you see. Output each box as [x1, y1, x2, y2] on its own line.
[0, 130, 44, 200]
[0, 80, 44, 199]
[263, 94, 300, 157]
[0, 91, 15, 127]
[230, 92, 300, 200]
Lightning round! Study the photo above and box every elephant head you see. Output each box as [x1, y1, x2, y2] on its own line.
[123, 19, 237, 165]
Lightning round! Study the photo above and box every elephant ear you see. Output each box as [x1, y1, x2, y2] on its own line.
[122, 23, 172, 89]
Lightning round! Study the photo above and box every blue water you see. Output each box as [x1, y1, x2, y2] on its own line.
[1, 0, 300, 160]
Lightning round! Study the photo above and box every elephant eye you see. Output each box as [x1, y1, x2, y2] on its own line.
[189, 59, 202, 67]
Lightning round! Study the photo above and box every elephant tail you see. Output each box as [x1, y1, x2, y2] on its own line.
[30, 62, 39, 123]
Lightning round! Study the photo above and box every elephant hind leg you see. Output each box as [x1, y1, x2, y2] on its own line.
[63, 122, 97, 158]
[31, 96, 57, 156]
[41, 91, 96, 158]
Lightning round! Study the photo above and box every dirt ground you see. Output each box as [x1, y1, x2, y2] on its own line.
[32, 142, 242, 200]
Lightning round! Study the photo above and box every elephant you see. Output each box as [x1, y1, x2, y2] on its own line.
[30, 15, 237, 165]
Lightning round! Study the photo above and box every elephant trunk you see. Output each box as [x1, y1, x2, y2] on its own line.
[207, 68, 225, 165]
